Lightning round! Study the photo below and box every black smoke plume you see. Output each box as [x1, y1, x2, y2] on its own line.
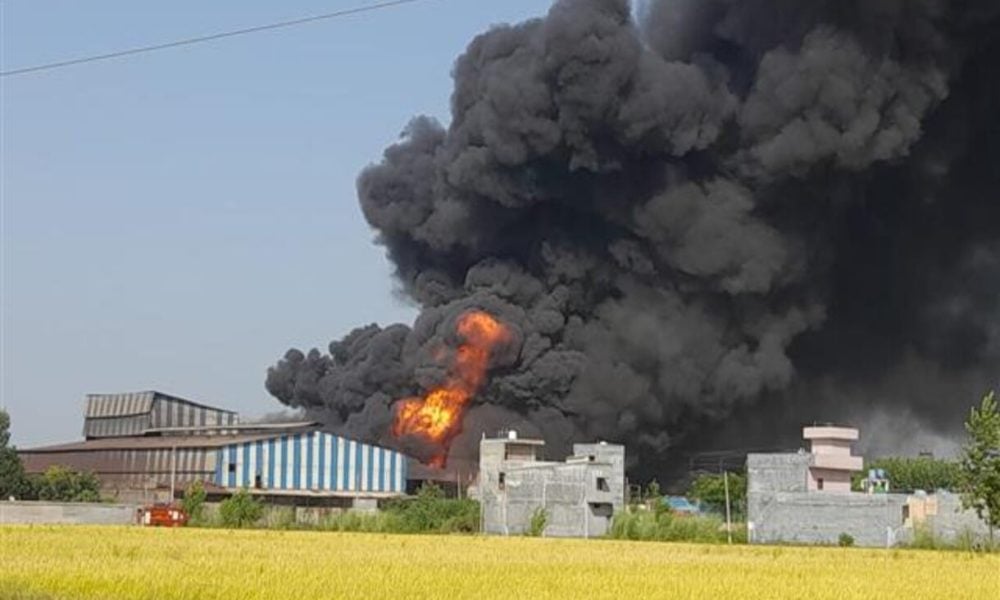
[267, 0, 1000, 477]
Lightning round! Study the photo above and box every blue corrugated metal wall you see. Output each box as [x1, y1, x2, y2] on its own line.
[214, 432, 407, 494]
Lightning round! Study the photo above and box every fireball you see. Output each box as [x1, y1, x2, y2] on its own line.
[392, 310, 511, 464]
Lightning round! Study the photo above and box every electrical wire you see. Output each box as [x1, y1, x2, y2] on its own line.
[1, 0, 429, 77]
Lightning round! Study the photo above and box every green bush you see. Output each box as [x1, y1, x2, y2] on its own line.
[609, 507, 745, 544]
[30, 466, 101, 502]
[383, 484, 480, 533]
[219, 489, 264, 528]
[838, 533, 855, 547]
[181, 481, 207, 524]
[209, 482, 480, 534]
[262, 506, 297, 530]
[320, 511, 397, 533]
[527, 507, 548, 537]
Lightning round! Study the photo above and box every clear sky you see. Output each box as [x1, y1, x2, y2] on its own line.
[1, 0, 550, 446]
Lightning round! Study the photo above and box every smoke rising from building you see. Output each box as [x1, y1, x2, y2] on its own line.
[266, 0, 1000, 475]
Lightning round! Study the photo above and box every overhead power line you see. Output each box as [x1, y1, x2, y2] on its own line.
[1, 0, 428, 78]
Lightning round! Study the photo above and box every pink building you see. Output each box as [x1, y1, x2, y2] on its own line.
[803, 426, 863, 493]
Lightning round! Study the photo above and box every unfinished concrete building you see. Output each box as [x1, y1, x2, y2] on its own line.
[747, 425, 990, 547]
[477, 432, 624, 538]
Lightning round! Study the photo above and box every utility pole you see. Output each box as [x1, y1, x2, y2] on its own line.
[724, 470, 733, 545]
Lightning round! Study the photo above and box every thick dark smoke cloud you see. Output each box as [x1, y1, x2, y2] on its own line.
[267, 0, 1000, 477]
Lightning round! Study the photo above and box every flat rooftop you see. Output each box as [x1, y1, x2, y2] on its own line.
[803, 426, 859, 441]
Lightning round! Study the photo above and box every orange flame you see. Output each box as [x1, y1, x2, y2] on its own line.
[392, 310, 511, 463]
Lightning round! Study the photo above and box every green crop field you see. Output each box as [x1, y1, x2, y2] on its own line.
[1, 526, 997, 599]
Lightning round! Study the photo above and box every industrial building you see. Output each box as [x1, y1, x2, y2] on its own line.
[19, 391, 407, 505]
[476, 432, 625, 538]
[747, 425, 990, 547]
[82, 391, 238, 439]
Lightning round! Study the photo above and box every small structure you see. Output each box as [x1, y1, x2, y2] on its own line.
[861, 468, 890, 494]
[664, 496, 700, 515]
[802, 426, 863, 492]
[477, 431, 624, 538]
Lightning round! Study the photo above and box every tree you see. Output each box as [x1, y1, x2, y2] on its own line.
[853, 456, 961, 492]
[33, 466, 101, 502]
[959, 391, 1000, 542]
[182, 480, 207, 524]
[0, 408, 32, 500]
[219, 488, 264, 528]
[688, 471, 747, 518]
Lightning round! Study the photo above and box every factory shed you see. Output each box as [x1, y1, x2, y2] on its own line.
[19, 391, 408, 505]
[19, 432, 276, 491]
[83, 391, 238, 439]
[217, 431, 406, 495]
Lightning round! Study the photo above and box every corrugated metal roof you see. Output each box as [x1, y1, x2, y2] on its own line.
[83, 390, 238, 419]
[143, 422, 318, 434]
[19, 433, 281, 453]
[83, 414, 150, 439]
[149, 391, 238, 414]
[85, 392, 155, 418]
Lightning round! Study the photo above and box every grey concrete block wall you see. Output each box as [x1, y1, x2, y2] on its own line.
[0, 501, 139, 525]
[747, 452, 809, 494]
[746, 452, 992, 547]
[749, 492, 908, 547]
[921, 493, 991, 542]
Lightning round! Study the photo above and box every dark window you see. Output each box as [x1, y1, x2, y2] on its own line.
[902, 505, 910, 523]
[817, 478, 824, 490]
[254, 475, 263, 489]
[228, 463, 237, 473]
[596, 477, 609, 492]
[498, 472, 506, 490]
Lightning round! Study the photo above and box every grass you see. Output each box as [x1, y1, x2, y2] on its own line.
[2, 526, 999, 600]
[609, 508, 746, 544]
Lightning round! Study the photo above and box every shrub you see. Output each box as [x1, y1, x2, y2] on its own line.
[31, 466, 101, 502]
[609, 507, 745, 544]
[527, 507, 548, 537]
[838, 533, 855, 547]
[383, 483, 480, 534]
[219, 489, 264, 528]
[263, 506, 297, 530]
[181, 481, 207, 524]
[320, 511, 396, 533]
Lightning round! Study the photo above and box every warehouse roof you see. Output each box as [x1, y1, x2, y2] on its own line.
[84, 390, 237, 419]
[20, 432, 287, 453]
[142, 421, 317, 435]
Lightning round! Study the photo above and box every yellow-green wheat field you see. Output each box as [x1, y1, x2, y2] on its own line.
[1, 526, 997, 600]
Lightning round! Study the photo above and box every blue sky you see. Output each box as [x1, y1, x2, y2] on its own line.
[1, 0, 550, 446]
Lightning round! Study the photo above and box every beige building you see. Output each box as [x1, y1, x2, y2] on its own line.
[803, 426, 863, 492]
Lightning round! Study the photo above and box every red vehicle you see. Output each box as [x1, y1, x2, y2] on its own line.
[137, 504, 188, 527]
